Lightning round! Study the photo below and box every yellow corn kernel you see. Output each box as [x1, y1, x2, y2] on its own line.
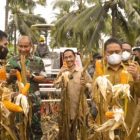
[0, 66, 7, 81]
[120, 70, 128, 84]
[3, 100, 23, 112]
[21, 83, 30, 96]
[95, 60, 104, 76]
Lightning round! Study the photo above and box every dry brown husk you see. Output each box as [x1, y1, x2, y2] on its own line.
[41, 115, 59, 140]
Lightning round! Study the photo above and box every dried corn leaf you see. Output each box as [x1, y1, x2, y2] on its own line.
[94, 75, 112, 100]
[1, 86, 12, 101]
[112, 84, 131, 100]
[1, 122, 18, 140]
[1, 102, 10, 118]
[41, 115, 59, 140]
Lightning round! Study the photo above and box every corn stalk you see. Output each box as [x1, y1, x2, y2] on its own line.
[18, 55, 28, 140]
[77, 59, 90, 140]
[58, 76, 70, 140]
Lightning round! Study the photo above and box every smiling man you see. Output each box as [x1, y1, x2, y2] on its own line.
[7, 35, 48, 140]
[55, 49, 92, 140]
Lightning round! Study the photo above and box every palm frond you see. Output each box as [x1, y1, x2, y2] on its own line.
[88, 3, 110, 50]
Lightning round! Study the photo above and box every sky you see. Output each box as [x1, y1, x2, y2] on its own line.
[0, 0, 56, 31]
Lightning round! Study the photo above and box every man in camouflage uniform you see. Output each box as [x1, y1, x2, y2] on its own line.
[7, 36, 47, 140]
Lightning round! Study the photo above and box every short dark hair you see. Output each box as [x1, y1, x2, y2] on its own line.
[0, 30, 7, 41]
[104, 38, 122, 51]
[63, 49, 76, 58]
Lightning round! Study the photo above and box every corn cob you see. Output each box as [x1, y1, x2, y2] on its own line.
[0, 66, 7, 81]
[95, 60, 104, 76]
[21, 83, 30, 96]
[120, 70, 128, 84]
[3, 100, 23, 112]
[105, 111, 114, 119]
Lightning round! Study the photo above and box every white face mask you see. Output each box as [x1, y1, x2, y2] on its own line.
[121, 51, 131, 61]
[107, 53, 122, 65]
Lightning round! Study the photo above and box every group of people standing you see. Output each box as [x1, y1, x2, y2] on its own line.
[1, 28, 140, 140]
[54, 38, 140, 140]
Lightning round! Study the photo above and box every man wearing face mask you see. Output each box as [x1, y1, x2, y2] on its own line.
[0, 30, 8, 63]
[92, 38, 140, 140]
[121, 42, 132, 65]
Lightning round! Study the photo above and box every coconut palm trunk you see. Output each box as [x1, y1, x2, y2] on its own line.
[5, 0, 9, 32]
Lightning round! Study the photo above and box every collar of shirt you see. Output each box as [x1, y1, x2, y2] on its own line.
[106, 63, 125, 71]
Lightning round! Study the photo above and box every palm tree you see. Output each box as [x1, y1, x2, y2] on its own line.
[123, 0, 140, 45]
[5, 0, 47, 54]
[51, 0, 129, 53]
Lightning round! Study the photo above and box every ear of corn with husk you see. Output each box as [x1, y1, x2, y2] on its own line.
[15, 94, 29, 116]
[16, 71, 30, 96]
[95, 107, 129, 140]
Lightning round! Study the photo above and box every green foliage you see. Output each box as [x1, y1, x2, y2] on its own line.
[51, 0, 140, 53]
[6, 0, 47, 46]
